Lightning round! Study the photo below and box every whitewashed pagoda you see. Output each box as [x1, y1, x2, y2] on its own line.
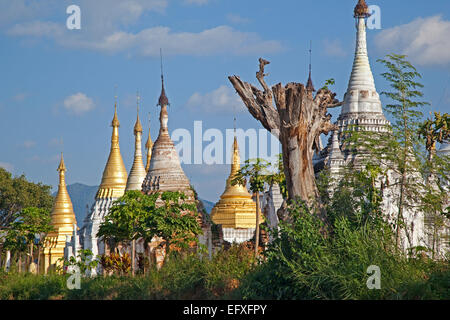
[317, 0, 427, 250]
[141, 74, 194, 199]
[126, 93, 147, 191]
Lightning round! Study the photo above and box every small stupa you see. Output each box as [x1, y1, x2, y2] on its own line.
[126, 92, 147, 191]
[145, 114, 153, 173]
[42, 153, 77, 273]
[210, 134, 263, 243]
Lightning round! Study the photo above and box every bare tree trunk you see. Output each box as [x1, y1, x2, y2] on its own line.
[396, 171, 406, 247]
[229, 58, 341, 221]
[131, 239, 136, 277]
[37, 246, 41, 274]
[255, 192, 260, 257]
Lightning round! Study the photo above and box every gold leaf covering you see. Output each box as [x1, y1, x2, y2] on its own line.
[210, 137, 263, 229]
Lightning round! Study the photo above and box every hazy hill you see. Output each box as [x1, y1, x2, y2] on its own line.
[53, 183, 97, 225]
[200, 199, 215, 214]
[54, 183, 215, 226]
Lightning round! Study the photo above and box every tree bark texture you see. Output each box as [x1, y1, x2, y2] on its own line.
[229, 58, 341, 209]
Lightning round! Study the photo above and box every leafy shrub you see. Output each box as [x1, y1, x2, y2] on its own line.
[238, 198, 449, 300]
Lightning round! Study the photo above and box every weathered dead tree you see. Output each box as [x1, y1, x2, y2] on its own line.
[229, 58, 341, 217]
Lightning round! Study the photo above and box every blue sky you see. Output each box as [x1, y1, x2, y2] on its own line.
[1, 0, 449, 202]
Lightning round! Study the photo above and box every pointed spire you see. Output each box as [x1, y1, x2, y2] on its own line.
[51, 153, 76, 231]
[97, 94, 128, 199]
[157, 48, 169, 107]
[306, 40, 315, 92]
[145, 113, 153, 172]
[126, 92, 146, 191]
[141, 56, 192, 195]
[57, 152, 66, 175]
[340, 0, 383, 116]
[112, 98, 120, 128]
[230, 136, 241, 181]
[134, 91, 143, 134]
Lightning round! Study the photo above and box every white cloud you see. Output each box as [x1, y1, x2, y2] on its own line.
[226, 14, 250, 25]
[7, 20, 64, 38]
[7, 22, 283, 57]
[184, 0, 209, 5]
[186, 85, 246, 114]
[323, 38, 347, 58]
[78, 0, 168, 34]
[375, 16, 450, 66]
[0, 0, 167, 31]
[0, 162, 14, 172]
[1, 0, 282, 57]
[0, 0, 56, 27]
[63, 93, 95, 115]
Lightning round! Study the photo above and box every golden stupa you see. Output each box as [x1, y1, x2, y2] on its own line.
[145, 114, 153, 172]
[96, 102, 128, 198]
[42, 153, 77, 273]
[210, 137, 263, 229]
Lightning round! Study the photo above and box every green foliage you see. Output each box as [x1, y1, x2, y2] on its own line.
[328, 164, 385, 229]
[0, 272, 68, 300]
[231, 158, 270, 193]
[321, 78, 335, 91]
[265, 154, 287, 199]
[238, 199, 449, 300]
[0, 168, 53, 227]
[344, 54, 433, 247]
[100, 253, 131, 276]
[98, 190, 158, 244]
[58, 249, 99, 275]
[3, 207, 53, 254]
[152, 191, 202, 252]
[98, 190, 202, 259]
[419, 112, 449, 157]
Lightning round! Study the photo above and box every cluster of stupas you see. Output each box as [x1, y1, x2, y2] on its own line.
[41, 0, 449, 272]
[41, 68, 263, 273]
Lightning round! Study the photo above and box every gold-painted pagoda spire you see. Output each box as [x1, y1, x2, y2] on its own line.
[145, 113, 153, 172]
[51, 153, 77, 230]
[211, 129, 263, 229]
[96, 97, 128, 198]
[42, 153, 77, 273]
[126, 92, 147, 191]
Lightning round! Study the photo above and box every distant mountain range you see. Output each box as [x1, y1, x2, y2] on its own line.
[53, 183, 97, 225]
[201, 199, 215, 214]
[54, 183, 215, 226]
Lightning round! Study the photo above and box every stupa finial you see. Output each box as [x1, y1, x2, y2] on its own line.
[306, 40, 315, 92]
[354, 0, 370, 18]
[157, 48, 169, 107]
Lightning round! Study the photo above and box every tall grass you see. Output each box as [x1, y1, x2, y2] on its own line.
[237, 199, 449, 300]
[0, 245, 255, 300]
